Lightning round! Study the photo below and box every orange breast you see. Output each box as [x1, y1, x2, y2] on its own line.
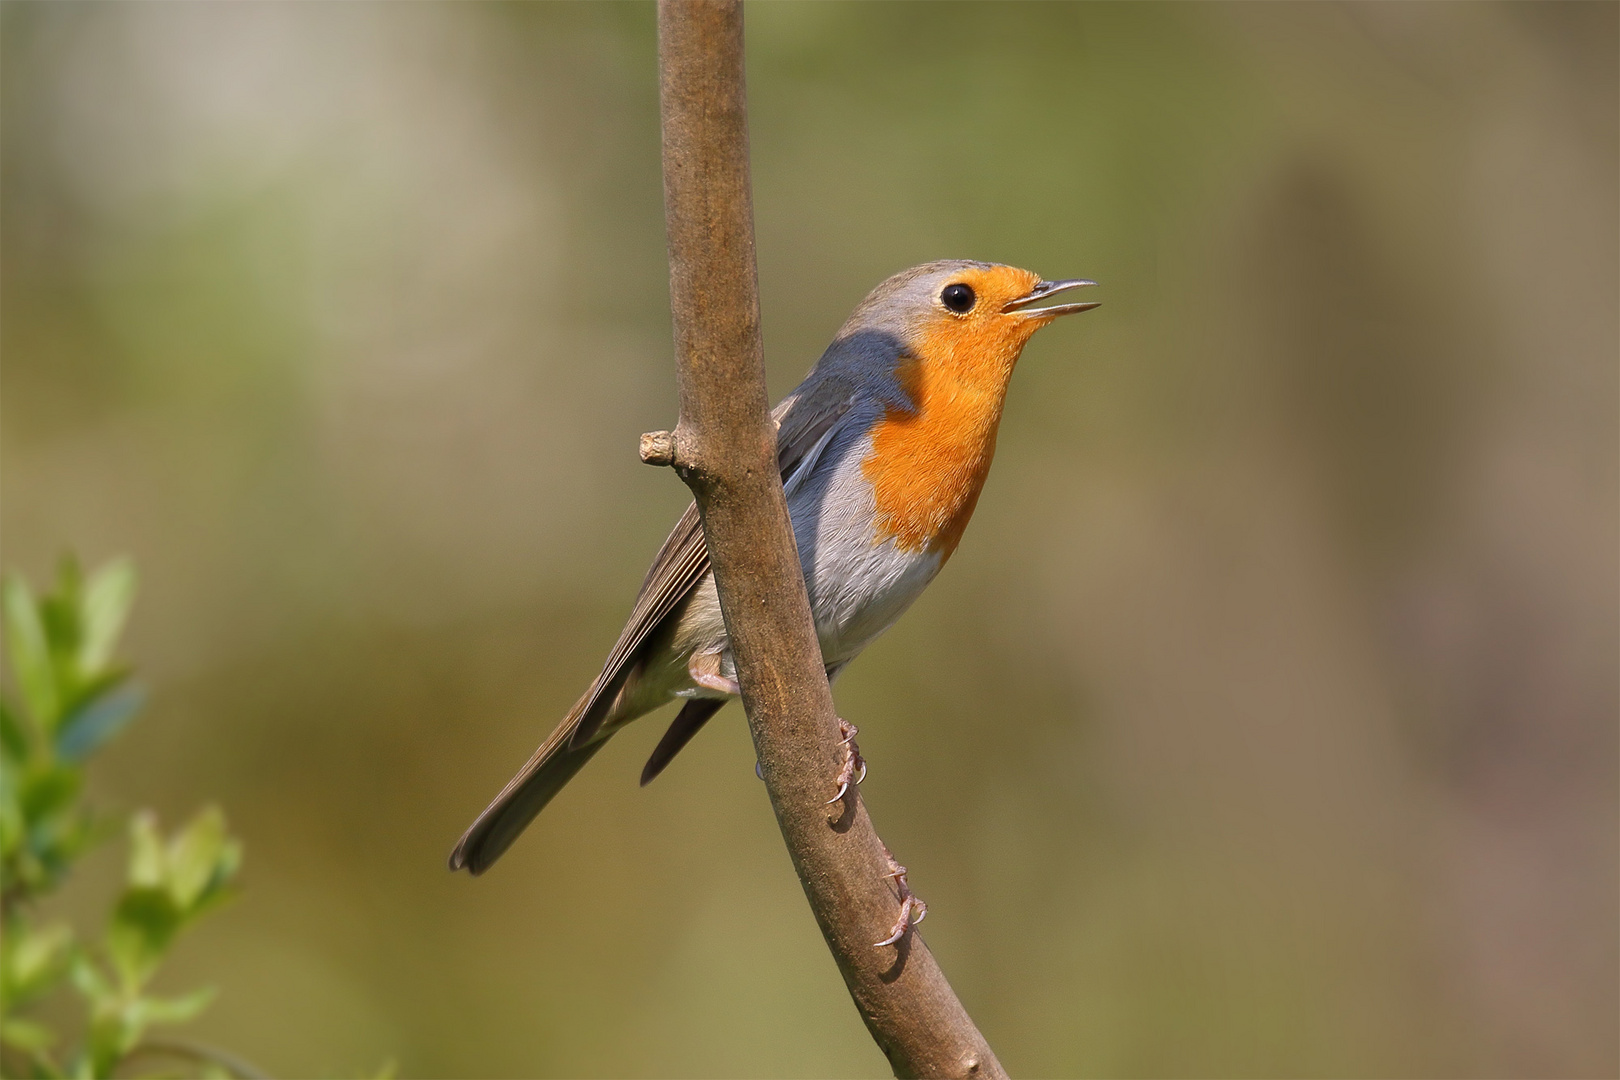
[862, 350, 1006, 562]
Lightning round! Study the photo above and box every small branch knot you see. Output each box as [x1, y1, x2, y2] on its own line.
[640, 430, 677, 467]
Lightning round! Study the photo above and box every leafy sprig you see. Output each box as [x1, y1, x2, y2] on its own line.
[0, 558, 249, 1079]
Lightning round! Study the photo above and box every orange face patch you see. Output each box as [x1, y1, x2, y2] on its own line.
[862, 266, 1054, 561]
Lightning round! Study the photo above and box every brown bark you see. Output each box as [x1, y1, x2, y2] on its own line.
[649, 3, 1006, 1077]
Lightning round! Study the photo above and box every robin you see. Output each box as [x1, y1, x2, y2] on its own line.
[449, 260, 1097, 881]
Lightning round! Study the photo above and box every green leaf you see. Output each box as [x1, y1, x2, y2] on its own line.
[3, 576, 58, 732]
[185, 844, 242, 922]
[0, 780, 23, 862]
[127, 812, 165, 888]
[133, 985, 217, 1026]
[68, 954, 113, 1004]
[40, 557, 85, 684]
[20, 764, 82, 823]
[0, 697, 29, 763]
[55, 667, 130, 724]
[1, 920, 74, 1005]
[166, 807, 233, 910]
[86, 1001, 140, 1079]
[107, 886, 183, 990]
[79, 560, 135, 675]
[54, 685, 143, 763]
[0, 1015, 57, 1052]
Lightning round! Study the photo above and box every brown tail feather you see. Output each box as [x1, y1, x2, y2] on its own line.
[448, 737, 608, 875]
[640, 699, 726, 787]
[449, 682, 621, 875]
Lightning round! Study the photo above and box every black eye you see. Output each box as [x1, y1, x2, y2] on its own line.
[941, 283, 976, 314]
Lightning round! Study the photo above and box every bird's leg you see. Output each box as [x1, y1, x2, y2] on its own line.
[814, 719, 919, 945]
[873, 840, 927, 948]
[825, 717, 868, 804]
[687, 649, 740, 696]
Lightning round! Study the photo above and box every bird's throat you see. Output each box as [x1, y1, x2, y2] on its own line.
[863, 350, 1015, 561]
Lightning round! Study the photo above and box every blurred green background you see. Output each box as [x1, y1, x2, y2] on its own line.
[3, 2, 1615, 1076]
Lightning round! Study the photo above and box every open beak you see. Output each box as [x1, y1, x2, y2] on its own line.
[1003, 278, 1099, 319]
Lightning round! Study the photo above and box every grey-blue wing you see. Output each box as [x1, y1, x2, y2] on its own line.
[567, 374, 859, 748]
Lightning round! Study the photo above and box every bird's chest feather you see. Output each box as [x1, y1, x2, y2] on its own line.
[862, 359, 1004, 563]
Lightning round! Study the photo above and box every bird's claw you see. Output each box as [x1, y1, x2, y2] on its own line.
[873, 845, 927, 947]
[826, 718, 867, 804]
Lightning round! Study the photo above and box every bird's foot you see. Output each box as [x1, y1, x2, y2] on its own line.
[825, 718, 868, 804]
[874, 842, 927, 947]
[687, 650, 741, 696]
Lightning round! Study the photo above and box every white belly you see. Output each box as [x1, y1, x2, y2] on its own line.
[663, 423, 944, 700]
[790, 427, 943, 667]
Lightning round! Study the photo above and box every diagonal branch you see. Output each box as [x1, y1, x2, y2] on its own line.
[648, 3, 1005, 1077]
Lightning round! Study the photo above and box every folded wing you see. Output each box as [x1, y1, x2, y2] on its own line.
[448, 373, 859, 874]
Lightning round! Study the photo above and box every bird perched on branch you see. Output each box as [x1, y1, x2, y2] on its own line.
[450, 260, 1097, 877]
